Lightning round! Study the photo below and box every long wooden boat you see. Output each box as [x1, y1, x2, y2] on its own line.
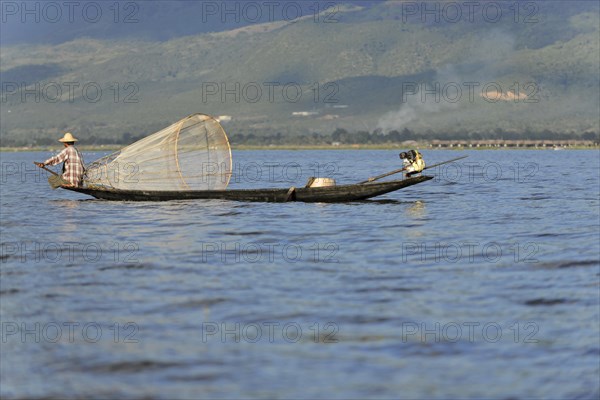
[62, 176, 433, 203]
[38, 115, 466, 203]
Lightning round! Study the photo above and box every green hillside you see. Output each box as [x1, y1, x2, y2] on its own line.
[1, 1, 598, 146]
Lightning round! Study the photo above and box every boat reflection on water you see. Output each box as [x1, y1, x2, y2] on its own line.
[407, 200, 426, 218]
[404, 200, 427, 240]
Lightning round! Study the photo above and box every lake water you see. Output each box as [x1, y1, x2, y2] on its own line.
[1, 149, 599, 399]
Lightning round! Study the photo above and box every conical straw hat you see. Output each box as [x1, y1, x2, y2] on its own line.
[58, 132, 78, 142]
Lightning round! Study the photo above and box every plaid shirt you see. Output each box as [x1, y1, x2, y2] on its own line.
[44, 146, 85, 187]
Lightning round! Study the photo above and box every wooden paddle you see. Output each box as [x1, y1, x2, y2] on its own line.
[358, 166, 407, 184]
[34, 162, 66, 189]
[35, 162, 58, 176]
[359, 155, 469, 184]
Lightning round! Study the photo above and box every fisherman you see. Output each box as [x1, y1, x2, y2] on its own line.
[400, 149, 425, 177]
[35, 132, 85, 187]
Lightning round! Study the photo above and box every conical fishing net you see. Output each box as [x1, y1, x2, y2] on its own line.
[84, 114, 232, 191]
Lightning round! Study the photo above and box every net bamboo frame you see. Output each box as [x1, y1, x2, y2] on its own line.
[84, 114, 232, 191]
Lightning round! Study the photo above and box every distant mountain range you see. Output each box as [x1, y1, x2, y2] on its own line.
[1, 0, 598, 146]
[0, 1, 379, 44]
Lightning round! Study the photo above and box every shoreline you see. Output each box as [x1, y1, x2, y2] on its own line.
[2, 144, 598, 152]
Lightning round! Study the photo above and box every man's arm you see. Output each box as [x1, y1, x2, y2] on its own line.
[42, 148, 69, 166]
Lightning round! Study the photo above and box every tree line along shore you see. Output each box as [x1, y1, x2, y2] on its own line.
[1, 127, 598, 150]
